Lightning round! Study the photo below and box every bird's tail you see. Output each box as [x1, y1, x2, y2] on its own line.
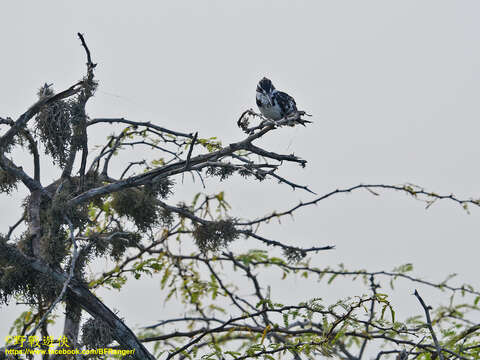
[293, 118, 312, 127]
[286, 111, 313, 127]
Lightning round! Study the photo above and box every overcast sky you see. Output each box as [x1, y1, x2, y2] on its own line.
[1, 0, 480, 354]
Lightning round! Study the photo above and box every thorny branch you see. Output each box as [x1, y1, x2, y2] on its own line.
[414, 290, 445, 360]
[184, 131, 198, 170]
[77, 32, 96, 70]
[238, 183, 480, 226]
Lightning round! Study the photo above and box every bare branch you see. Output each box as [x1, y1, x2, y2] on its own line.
[6, 215, 25, 241]
[120, 160, 147, 179]
[77, 32, 96, 69]
[413, 289, 445, 360]
[0, 155, 43, 192]
[239, 183, 480, 226]
[246, 143, 306, 166]
[184, 131, 198, 171]
[88, 117, 194, 138]
[238, 230, 334, 255]
[21, 130, 41, 182]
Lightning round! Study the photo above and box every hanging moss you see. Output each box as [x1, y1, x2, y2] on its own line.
[206, 165, 236, 181]
[111, 187, 162, 231]
[74, 231, 141, 277]
[16, 231, 34, 257]
[158, 208, 174, 228]
[144, 178, 174, 199]
[193, 219, 238, 254]
[39, 186, 87, 266]
[81, 317, 114, 349]
[107, 231, 141, 261]
[0, 237, 62, 305]
[0, 168, 18, 194]
[238, 166, 266, 181]
[283, 248, 307, 263]
[34, 85, 73, 167]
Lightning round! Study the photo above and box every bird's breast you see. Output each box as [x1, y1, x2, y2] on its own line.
[256, 92, 283, 120]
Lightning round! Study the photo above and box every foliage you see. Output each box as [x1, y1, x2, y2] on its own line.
[34, 85, 73, 167]
[0, 168, 18, 194]
[0, 235, 62, 305]
[193, 219, 238, 253]
[110, 182, 174, 231]
[81, 316, 115, 349]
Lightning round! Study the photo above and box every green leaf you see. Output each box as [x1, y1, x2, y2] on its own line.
[332, 323, 347, 344]
[328, 274, 338, 284]
[390, 307, 395, 323]
[161, 266, 171, 289]
[381, 305, 387, 320]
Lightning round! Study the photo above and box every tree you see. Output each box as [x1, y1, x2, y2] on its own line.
[1, 34, 479, 360]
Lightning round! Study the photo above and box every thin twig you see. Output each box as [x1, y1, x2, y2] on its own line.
[6, 215, 25, 241]
[414, 289, 444, 360]
[238, 183, 480, 226]
[184, 131, 198, 171]
[120, 160, 147, 179]
[88, 117, 193, 138]
[77, 32, 96, 68]
[358, 275, 378, 359]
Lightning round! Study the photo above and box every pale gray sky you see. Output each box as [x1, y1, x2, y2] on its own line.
[1, 0, 480, 355]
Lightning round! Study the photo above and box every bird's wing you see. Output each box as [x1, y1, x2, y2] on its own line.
[275, 91, 297, 114]
[276, 91, 312, 127]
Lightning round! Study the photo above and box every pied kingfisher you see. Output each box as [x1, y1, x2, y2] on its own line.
[256, 77, 298, 121]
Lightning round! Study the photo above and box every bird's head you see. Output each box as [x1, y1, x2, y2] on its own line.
[256, 77, 275, 106]
[256, 77, 275, 96]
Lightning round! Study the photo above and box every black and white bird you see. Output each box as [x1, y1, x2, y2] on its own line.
[256, 77, 298, 121]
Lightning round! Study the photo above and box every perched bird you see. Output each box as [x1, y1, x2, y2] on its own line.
[256, 77, 298, 121]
